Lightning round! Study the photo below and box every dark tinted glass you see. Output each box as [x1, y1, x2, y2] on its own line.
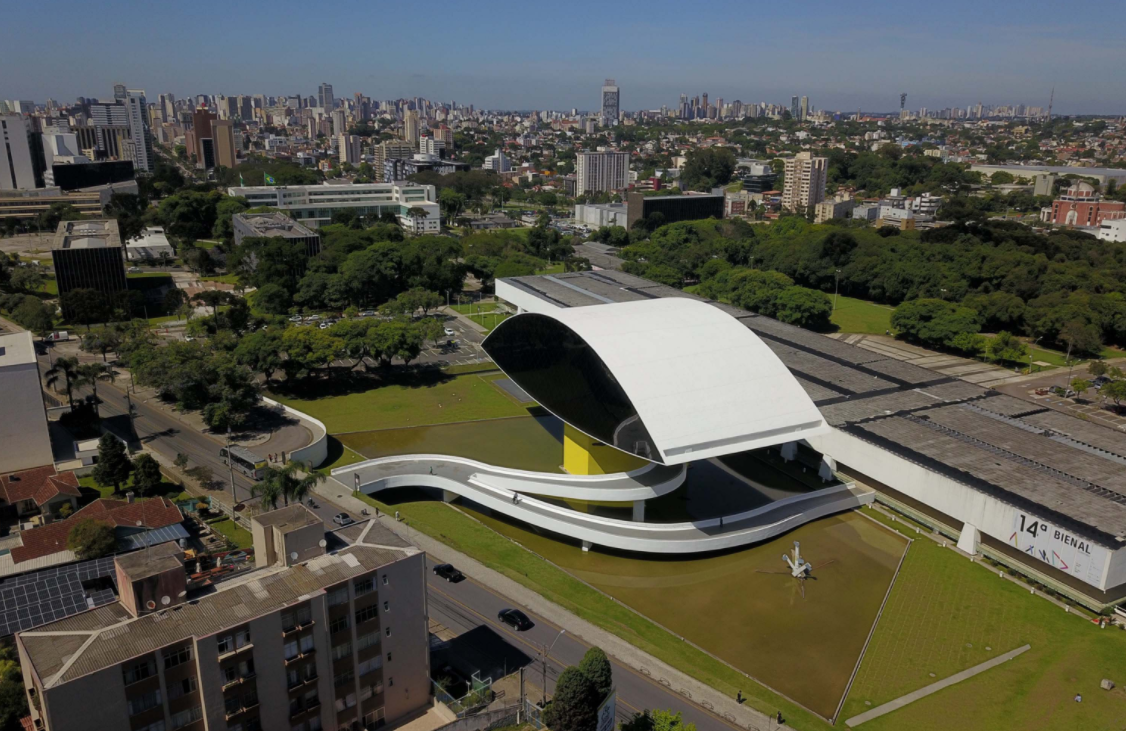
[483, 314, 661, 462]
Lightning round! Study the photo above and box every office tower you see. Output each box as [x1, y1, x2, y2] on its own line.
[161, 93, 176, 122]
[124, 90, 153, 172]
[0, 114, 41, 190]
[483, 148, 511, 173]
[237, 95, 253, 120]
[40, 127, 85, 185]
[187, 108, 216, 167]
[332, 109, 347, 136]
[51, 219, 128, 319]
[403, 111, 420, 145]
[781, 151, 828, 212]
[800, 96, 809, 121]
[219, 95, 238, 120]
[17, 505, 430, 731]
[213, 120, 238, 168]
[318, 82, 334, 110]
[339, 134, 363, 165]
[575, 150, 630, 195]
[790, 96, 800, 119]
[601, 79, 620, 126]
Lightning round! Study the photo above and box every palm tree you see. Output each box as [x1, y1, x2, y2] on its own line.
[75, 363, 116, 418]
[251, 474, 286, 510]
[45, 356, 81, 408]
[252, 460, 325, 509]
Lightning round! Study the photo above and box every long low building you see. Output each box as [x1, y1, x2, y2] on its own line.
[226, 182, 440, 234]
[496, 271, 1126, 609]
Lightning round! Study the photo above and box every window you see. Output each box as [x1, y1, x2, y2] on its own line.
[284, 640, 299, 661]
[384, 626, 391, 637]
[385, 652, 391, 663]
[359, 656, 382, 676]
[355, 605, 379, 625]
[168, 677, 198, 700]
[220, 629, 251, 653]
[334, 670, 354, 688]
[330, 615, 350, 634]
[283, 604, 313, 630]
[123, 658, 155, 685]
[364, 708, 386, 729]
[223, 665, 239, 685]
[127, 689, 162, 716]
[328, 586, 349, 607]
[309, 717, 322, 731]
[332, 641, 352, 661]
[139, 722, 166, 731]
[304, 689, 319, 708]
[354, 577, 374, 596]
[381, 574, 388, 586]
[171, 705, 202, 729]
[383, 601, 389, 612]
[225, 696, 242, 716]
[388, 677, 393, 687]
[357, 631, 380, 652]
[163, 645, 191, 670]
[299, 634, 315, 654]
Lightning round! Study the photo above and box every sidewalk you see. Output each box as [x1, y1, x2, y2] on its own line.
[313, 478, 776, 731]
[439, 305, 488, 335]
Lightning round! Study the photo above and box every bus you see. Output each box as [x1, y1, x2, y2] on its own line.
[219, 446, 268, 480]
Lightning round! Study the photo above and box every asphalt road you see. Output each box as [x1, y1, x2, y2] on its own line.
[422, 555, 764, 731]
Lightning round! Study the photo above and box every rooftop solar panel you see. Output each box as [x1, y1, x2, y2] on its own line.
[0, 556, 119, 636]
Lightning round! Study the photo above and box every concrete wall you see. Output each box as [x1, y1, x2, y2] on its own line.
[261, 396, 328, 468]
[0, 361, 54, 473]
[280, 521, 326, 567]
[41, 663, 130, 731]
[379, 551, 431, 725]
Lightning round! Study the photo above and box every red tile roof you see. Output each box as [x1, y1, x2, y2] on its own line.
[19, 716, 33, 731]
[0, 466, 80, 507]
[9, 497, 184, 565]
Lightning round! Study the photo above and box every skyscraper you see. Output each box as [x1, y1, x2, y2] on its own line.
[790, 96, 800, 120]
[0, 114, 41, 190]
[339, 134, 362, 165]
[403, 111, 420, 146]
[124, 89, 153, 173]
[601, 79, 620, 127]
[575, 150, 630, 195]
[800, 96, 809, 121]
[782, 152, 828, 213]
[318, 82, 334, 110]
[213, 119, 238, 168]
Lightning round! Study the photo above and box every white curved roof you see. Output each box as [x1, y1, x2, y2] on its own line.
[516, 298, 828, 465]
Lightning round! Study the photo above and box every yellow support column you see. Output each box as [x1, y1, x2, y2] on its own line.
[563, 424, 648, 475]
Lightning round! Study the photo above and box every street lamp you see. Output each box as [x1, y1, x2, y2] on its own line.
[832, 269, 842, 313]
[540, 629, 566, 707]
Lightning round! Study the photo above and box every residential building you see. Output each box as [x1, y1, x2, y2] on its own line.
[626, 191, 724, 229]
[372, 141, 414, 182]
[332, 110, 347, 137]
[86, 102, 130, 158]
[432, 125, 454, 150]
[418, 135, 445, 158]
[483, 148, 511, 173]
[51, 219, 128, 319]
[339, 134, 363, 165]
[1043, 182, 1125, 228]
[17, 506, 430, 731]
[0, 332, 54, 474]
[813, 194, 854, 224]
[574, 202, 628, 228]
[1, 114, 41, 190]
[781, 152, 827, 213]
[124, 90, 153, 173]
[232, 211, 322, 257]
[186, 108, 216, 166]
[799, 96, 809, 121]
[318, 82, 334, 110]
[852, 203, 879, 223]
[403, 111, 420, 145]
[0, 465, 79, 525]
[227, 182, 440, 233]
[125, 227, 175, 262]
[1097, 218, 1126, 243]
[876, 205, 917, 230]
[212, 120, 237, 169]
[575, 150, 630, 196]
[601, 79, 620, 127]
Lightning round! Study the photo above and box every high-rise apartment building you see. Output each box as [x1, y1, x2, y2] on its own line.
[601, 79, 620, 127]
[339, 134, 363, 165]
[432, 125, 454, 150]
[790, 96, 800, 120]
[402, 112, 420, 146]
[781, 152, 828, 213]
[318, 82, 335, 110]
[17, 505, 431, 731]
[418, 135, 445, 158]
[332, 109, 347, 136]
[575, 150, 630, 196]
[124, 90, 154, 173]
[372, 142, 415, 182]
[213, 120, 238, 169]
[483, 148, 511, 173]
[0, 114, 41, 190]
[799, 96, 809, 121]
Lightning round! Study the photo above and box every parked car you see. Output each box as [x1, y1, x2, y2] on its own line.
[433, 563, 464, 582]
[306, 314, 322, 322]
[127, 266, 143, 273]
[1093, 376, 1111, 389]
[359, 310, 377, 318]
[444, 327, 456, 336]
[497, 608, 534, 631]
[288, 315, 304, 322]
[332, 513, 354, 526]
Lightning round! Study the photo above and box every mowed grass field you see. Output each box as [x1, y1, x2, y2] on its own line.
[831, 295, 894, 334]
[271, 373, 528, 434]
[842, 510, 1126, 731]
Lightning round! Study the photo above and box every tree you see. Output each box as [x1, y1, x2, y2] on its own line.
[9, 295, 55, 335]
[255, 282, 293, 315]
[104, 192, 149, 243]
[1071, 378, 1092, 400]
[46, 356, 81, 408]
[92, 434, 132, 492]
[985, 331, 1029, 365]
[543, 667, 600, 731]
[1059, 319, 1103, 358]
[75, 362, 116, 417]
[234, 330, 285, 382]
[679, 148, 737, 191]
[67, 518, 117, 560]
[253, 460, 325, 508]
[132, 453, 163, 495]
[9, 266, 43, 292]
[0, 644, 28, 731]
[193, 289, 230, 317]
[62, 288, 109, 329]
[773, 287, 833, 330]
[1102, 380, 1126, 411]
[81, 326, 123, 362]
[891, 299, 982, 351]
[578, 647, 613, 701]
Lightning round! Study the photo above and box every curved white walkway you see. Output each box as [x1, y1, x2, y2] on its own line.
[331, 456, 874, 554]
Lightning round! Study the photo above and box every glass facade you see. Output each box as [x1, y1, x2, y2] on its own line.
[483, 314, 661, 462]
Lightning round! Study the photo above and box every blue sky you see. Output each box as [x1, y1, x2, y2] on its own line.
[3, 0, 1124, 114]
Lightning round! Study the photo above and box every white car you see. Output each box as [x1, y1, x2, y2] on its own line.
[306, 314, 322, 322]
[444, 327, 456, 336]
[288, 315, 303, 322]
[127, 266, 142, 273]
[318, 322, 330, 330]
[359, 310, 376, 318]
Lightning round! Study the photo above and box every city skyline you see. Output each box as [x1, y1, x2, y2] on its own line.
[2, 0, 1125, 115]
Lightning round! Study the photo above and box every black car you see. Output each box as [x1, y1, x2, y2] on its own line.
[433, 563, 464, 582]
[497, 608, 534, 631]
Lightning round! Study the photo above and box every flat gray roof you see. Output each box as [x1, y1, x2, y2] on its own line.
[501, 271, 1126, 544]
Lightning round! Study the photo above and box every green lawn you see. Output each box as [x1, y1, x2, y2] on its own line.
[354, 493, 832, 731]
[841, 509, 1126, 731]
[466, 312, 511, 332]
[147, 314, 186, 326]
[831, 295, 894, 335]
[127, 272, 175, 279]
[210, 518, 253, 549]
[201, 273, 240, 285]
[37, 278, 59, 296]
[451, 302, 498, 315]
[535, 263, 565, 275]
[270, 373, 529, 434]
[77, 474, 190, 503]
[193, 240, 221, 250]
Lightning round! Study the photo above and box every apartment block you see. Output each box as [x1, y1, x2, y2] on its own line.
[575, 150, 630, 196]
[781, 152, 827, 213]
[17, 506, 430, 731]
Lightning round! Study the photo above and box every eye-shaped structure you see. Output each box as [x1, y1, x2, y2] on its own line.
[482, 298, 827, 465]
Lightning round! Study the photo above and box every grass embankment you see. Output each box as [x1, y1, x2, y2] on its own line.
[354, 492, 832, 730]
[201, 273, 240, 285]
[77, 474, 190, 503]
[209, 518, 253, 549]
[841, 509, 1126, 731]
[831, 295, 894, 335]
[270, 372, 527, 434]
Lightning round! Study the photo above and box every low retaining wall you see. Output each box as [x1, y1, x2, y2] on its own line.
[433, 706, 520, 731]
[261, 396, 328, 468]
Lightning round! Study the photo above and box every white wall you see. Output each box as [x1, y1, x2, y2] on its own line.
[0, 363, 53, 473]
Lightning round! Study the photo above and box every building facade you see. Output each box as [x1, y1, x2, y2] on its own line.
[813, 194, 854, 224]
[124, 90, 153, 173]
[213, 120, 237, 169]
[232, 212, 322, 257]
[17, 506, 431, 731]
[51, 219, 128, 318]
[1, 114, 41, 190]
[0, 332, 54, 474]
[227, 183, 440, 233]
[574, 202, 628, 228]
[1043, 182, 1125, 228]
[600, 80, 620, 127]
[575, 151, 630, 196]
[626, 191, 724, 229]
[781, 152, 827, 213]
[339, 135, 363, 165]
[483, 148, 511, 173]
[372, 142, 414, 182]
